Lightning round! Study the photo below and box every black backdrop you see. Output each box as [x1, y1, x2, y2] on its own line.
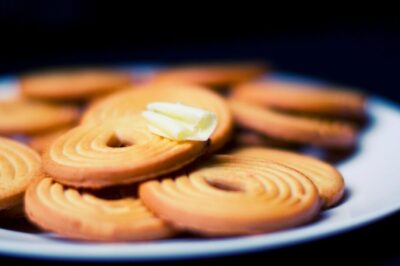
[0, 1, 399, 102]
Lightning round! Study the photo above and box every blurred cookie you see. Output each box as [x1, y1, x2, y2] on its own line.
[21, 68, 132, 101]
[0, 100, 79, 135]
[229, 99, 357, 149]
[230, 147, 345, 207]
[152, 62, 266, 88]
[232, 130, 297, 149]
[0, 137, 41, 211]
[82, 83, 233, 153]
[140, 155, 320, 236]
[25, 177, 175, 241]
[43, 116, 207, 188]
[232, 80, 366, 118]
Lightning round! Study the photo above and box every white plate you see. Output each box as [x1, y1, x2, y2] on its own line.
[1, 71, 400, 261]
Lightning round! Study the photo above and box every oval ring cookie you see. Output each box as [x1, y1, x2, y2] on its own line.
[139, 155, 321, 236]
[43, 116, 207, 188]
[230, 147, 345, 207]
[25, 177, 175, 241]
[21, 68, 132, 101]
[0, 100, 79, 135]
[152, 62, 266, 88]
[232, 80, 366, 118]
[229, 99, 357, 148]
[0, 137, 41, 211]
[82, 84, 233, 153]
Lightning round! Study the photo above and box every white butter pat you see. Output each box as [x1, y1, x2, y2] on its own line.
[142, 102, 217, 141]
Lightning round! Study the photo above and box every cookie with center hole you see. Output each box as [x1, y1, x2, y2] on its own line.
[0, 137, 41, 212]
[82, 83, 233, 153]
[43, 116, 207, 188]
[139, 155, 321, 236]
[25, 177, 175, 241]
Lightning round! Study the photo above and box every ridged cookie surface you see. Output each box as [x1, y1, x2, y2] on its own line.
[0, 137, 41, 210]
[82, 84, 233, 153]
[230, 147, 345, 207]
[140, 155, 321, 236]
[43, 116, 207, 188]
[25, 177, 175, 241]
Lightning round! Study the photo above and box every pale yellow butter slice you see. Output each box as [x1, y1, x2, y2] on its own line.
[142, 102, 217, 141]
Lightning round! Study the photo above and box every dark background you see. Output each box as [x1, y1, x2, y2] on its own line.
[0, 1, 399, 102]
[0, 2, 400, 264]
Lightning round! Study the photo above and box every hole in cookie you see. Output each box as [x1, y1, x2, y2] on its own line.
[106, 134, 133, 148]
[86, 184, 139, 199]
[205, 179, 243, 193]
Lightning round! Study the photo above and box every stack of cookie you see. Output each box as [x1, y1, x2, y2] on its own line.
[0, 68, 133, 217]
[0, 68, 134, 153]
[0, 63, 366, 242]
[229, 80, 365, 152]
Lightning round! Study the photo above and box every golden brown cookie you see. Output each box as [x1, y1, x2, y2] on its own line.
[25, 177, 175, 241]
[139, 155, 321, 236]
[21, 68, 133, 101]
[230, 147, 344, 207]
[0, 100, 79, 135]
[43, 116, 207, 188]
[229, 99, 357, 149]
[152, 62, 266, 88]
[232, 80, 366, 118]
[0, 137, 41, 211]
[29, 126, 73, 153]
[232, 131, 296, 149]
[82, 84, 233, 153]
